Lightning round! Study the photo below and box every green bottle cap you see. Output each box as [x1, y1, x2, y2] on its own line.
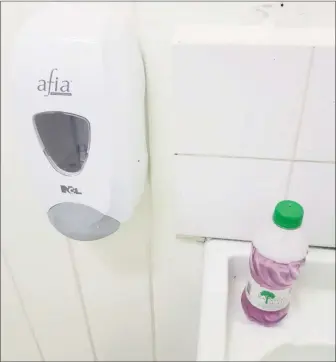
[273, 200, 304, 230]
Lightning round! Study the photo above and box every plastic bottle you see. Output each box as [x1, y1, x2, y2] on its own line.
[241, 200, 308, 326]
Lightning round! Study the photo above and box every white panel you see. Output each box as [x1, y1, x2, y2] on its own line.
[296, 47, 335, 162]
[152, 237, 204, 361]
[287, 162, 335, 248]
[175, 156, 291, 240]
[1, 255, 42, 362]
[136, 4, 206, 360]
[173, 44, 311, 158]
[71, 190, 153, 361]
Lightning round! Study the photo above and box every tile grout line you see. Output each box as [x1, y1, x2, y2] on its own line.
[197, 234, 207, 359]
[66, 239, 98, 362]
[174, 153, 335, 164]
[147, 225, 158, 362]
[134, 0, 158, 356]
[1, 249, 45, 361]
[285, 46, 316, 198]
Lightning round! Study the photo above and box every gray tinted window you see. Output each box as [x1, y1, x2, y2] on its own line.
[33, 112, 90, 175]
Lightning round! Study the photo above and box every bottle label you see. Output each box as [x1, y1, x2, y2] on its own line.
[245, 274, 291, 312]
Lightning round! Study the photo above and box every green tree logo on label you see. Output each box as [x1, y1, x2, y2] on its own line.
[260, 290, 276, 304]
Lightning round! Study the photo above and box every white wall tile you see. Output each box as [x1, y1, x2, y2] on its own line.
[152, 237, 204, 362]
[71, 190, 153, 362]
[174, 44, 311, 159]
[1, 255, 42, 362]
[287, 162, 335, 248]
[296, 47, 335, 162]
[175, 156, 291, 240]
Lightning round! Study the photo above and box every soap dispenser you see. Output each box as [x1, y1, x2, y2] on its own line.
[11, 4, 147, 241]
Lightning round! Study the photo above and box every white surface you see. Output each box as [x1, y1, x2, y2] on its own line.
[296, 46, 336, 162]
[1, 255, 42, 362]
[175, 156, 290, 240]
[12, 3, 147, 222]
[174, 25, 335, 47]
[261, 343, 335, 361]
[287, 162, 335, 248]
[137, 4, 206, 360]
[174, 42, 311, 159]
[197, 241, 248, 362]
[71, 191, 153, 361]
[197, 240, 335, 361]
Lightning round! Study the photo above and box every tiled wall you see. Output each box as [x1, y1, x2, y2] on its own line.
[139, 3, 335, 361]
[174, 32, 335, 248]
[1, 2, 335, 362]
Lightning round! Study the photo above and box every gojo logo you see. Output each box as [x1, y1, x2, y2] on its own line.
[60, 185, 82, 195]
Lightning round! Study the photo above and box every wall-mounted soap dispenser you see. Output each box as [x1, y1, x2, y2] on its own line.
[11, 4, 147, 241]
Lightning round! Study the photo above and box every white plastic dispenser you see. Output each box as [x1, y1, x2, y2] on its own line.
[11, 4, 147, 241]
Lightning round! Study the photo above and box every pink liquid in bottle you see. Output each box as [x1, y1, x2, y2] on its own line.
[241, 200, 307, 327]
[241, 246, 305, 326]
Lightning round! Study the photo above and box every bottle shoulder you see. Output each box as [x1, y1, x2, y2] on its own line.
[253, 224, 308, 264]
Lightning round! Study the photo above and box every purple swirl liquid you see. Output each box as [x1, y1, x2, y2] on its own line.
[241, 246, 305, 327]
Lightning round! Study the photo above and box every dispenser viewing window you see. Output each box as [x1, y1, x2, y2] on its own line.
[33, 112, 90, 175]
[12, 3, 148, 241]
